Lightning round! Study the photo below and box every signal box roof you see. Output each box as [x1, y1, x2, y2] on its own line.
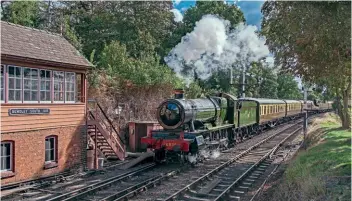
[1, 21, 92, 69]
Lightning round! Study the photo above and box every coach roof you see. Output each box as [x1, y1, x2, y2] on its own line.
[239, 98, 286, 104]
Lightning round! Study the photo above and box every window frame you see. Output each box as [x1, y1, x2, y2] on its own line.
[1, 65, 5, 103]
[39, 69, 52, 103]
[1, 141, 14, 173]
[2, 64, 81, 105]
[45, 136, 58, 164]
[23, 67, 40, 103]
[53, 71, 65, 103]
[7, 65, 23, 103]
[65, 72, 76, 103]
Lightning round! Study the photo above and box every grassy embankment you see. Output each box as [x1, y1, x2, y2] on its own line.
[273, 113, 351, 201]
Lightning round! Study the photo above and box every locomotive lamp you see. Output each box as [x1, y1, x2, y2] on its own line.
[174, 88, 185, 99]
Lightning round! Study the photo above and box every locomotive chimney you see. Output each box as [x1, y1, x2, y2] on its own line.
[174, 89, 184, 99]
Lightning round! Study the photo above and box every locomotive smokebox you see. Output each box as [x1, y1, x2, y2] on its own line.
[174, 89, 184, 99]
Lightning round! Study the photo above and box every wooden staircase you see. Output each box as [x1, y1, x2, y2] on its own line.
[87, 99, 126, 161]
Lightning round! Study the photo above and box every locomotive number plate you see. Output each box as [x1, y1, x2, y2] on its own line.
[165, 142, 177, 147]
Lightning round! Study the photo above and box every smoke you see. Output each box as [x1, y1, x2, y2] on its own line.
[170, 9, 183, 22]
[210, 149, 220, 159]
[165, 15, 270, 85]
[199, 148, 221, 159]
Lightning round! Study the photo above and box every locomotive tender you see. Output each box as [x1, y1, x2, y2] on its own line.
[141, 90, 332, 164]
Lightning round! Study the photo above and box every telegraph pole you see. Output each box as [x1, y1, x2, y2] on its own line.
[230, 65, 249, 98]
[302, 83, 312, 150]
[241, 64, 246, 98]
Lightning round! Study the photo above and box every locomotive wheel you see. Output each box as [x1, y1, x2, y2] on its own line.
[154, 149, 166, 164]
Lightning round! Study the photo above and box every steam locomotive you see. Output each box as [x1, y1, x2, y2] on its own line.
[141, 89, 333, 164]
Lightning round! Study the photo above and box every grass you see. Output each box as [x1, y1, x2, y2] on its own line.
[272, 113, 351, 201]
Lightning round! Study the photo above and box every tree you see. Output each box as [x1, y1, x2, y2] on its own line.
[1, 1, 43, 28]
[63, 1, 175, 61]
[185, 81, 203, 99]
[258, 67, 278, 98]
[100, 41, 182, 87]
[277, 73, 303, 100]
[262, 1, 351, 128]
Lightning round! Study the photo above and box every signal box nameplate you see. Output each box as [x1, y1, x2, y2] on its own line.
[8, 108, 50, 116]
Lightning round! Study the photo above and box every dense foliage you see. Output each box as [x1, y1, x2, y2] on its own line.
[261, 1, 351, 128]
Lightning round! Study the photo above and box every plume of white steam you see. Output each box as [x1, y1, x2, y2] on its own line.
[210, 149, 220, 159]
[165, 15, 270, 85]
[170, 9, 183, 22]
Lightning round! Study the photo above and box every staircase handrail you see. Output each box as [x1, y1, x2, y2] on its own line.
[88, 99, 125, 145]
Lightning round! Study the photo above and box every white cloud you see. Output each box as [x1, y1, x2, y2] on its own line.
[171, 9, 183, 22]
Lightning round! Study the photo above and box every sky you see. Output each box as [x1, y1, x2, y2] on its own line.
[172, 0, 265, 28]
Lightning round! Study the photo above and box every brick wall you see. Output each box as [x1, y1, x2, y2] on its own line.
[1, 125, 85, 185]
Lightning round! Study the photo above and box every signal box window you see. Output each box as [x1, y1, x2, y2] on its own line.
[40, 70, 51, 102]
[23, 68, 39, 102]
[65, 72, 75, 102]
[1, 142, 13, 172]
[8, 66, 22, 102]
[53, 71, 64, 102]
[1, 65, 4, 102]
[45, 136, 57, 162]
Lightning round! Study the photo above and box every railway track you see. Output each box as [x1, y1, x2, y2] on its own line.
[0, 160, 149, 201]
[1, 160, 130, 192]
[3, 115, 317, 201]
[160, 121, 303, 201]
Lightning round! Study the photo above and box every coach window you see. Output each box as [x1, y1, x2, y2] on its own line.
[263, 106, 265, 115]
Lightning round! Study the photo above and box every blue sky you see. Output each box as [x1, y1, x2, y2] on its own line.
[172, 0, 265, 27]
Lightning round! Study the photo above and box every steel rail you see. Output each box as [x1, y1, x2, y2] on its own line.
[249, 127, 306, 201]
[101, 170, 181, 201]
[1, 160, 129, 193]
[46, 163, 156, 201]
[163, 121, 303, 201]
[213, 126, 302, 200]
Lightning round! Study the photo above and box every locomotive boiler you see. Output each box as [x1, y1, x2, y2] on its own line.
[156, 92, 228, 131]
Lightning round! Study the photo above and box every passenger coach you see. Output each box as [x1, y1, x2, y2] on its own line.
[1, 21, 91, 184]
